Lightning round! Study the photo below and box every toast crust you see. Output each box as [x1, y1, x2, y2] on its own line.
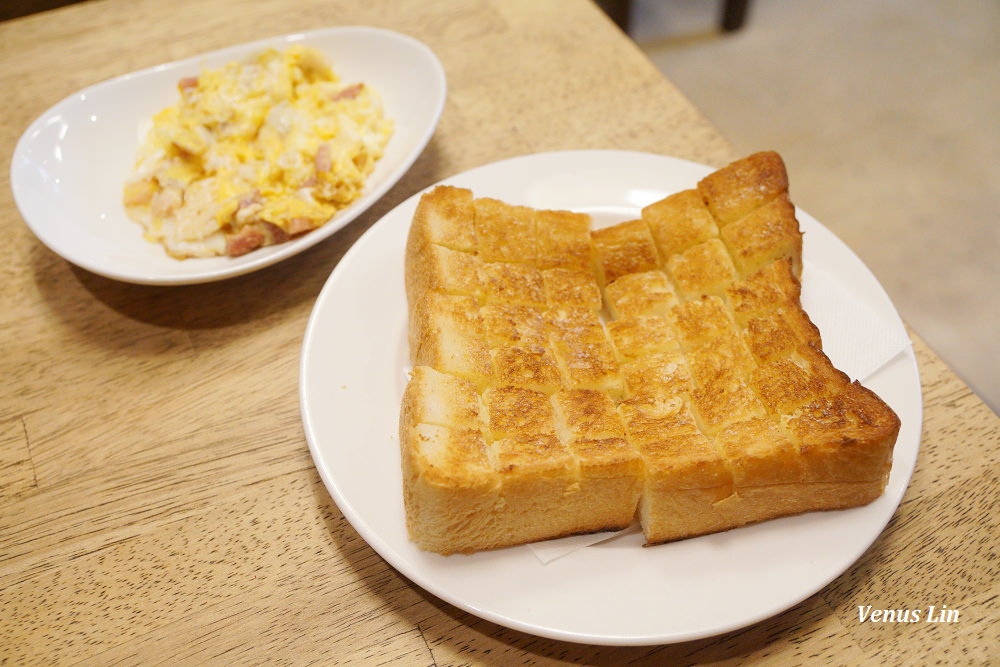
[399, 152, 900, 554]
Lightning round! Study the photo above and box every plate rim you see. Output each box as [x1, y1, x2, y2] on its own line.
[10, 25, 446, 285]
[299, 149, 923, 645]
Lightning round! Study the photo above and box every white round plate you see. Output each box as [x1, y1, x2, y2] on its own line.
[10, 27, 445, 285]
[299, 151, 922, 645]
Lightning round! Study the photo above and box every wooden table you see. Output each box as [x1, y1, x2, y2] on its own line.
[2, 0, 998, 663]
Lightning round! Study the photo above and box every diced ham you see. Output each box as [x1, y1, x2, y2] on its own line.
[225, 226, 265, 257]
[263, 222, 291, 244]
[331, 83, 363, 101]
[178, 76, 199, 92]
[314, 143, 332, 173]
[225, 222, 293, 257]
[286, 217, 317, 235]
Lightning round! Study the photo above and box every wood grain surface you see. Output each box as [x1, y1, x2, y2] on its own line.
[2, 0, 998, 663]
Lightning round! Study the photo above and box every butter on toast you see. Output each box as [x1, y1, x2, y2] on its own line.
[400, 152, 899, 554]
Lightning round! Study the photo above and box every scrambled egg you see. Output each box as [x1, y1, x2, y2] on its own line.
[123, 45, 394, 258]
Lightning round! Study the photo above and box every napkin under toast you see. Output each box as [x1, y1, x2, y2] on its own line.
[400, 152, 900, 554]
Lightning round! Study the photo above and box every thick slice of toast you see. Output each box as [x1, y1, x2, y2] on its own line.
[400, 152, 900, 554]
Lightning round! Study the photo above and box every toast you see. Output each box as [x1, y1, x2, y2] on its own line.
[400, 152, 900, 554]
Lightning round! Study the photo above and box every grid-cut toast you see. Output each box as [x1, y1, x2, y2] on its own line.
[400, 151, 900, 554]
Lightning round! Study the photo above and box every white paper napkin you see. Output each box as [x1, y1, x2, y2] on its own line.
[527, 261, 912, 565]
[529, 521, 643, 564]
[799, 261, 912, 382]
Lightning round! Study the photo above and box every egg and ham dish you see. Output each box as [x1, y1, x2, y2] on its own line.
[123, 45, 394, 258]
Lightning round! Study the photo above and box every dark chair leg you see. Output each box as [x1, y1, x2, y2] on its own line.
[596, 0, 631, 32]
[722, 0, 750, 31]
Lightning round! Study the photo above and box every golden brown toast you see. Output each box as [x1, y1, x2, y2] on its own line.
[399, 152, 900, 554]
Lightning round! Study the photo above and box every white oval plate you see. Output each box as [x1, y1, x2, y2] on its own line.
[10, 27, 445, 285]
[299, 151, 922, 645]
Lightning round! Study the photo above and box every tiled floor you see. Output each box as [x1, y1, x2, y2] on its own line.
[629, 0, 1000, 413]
